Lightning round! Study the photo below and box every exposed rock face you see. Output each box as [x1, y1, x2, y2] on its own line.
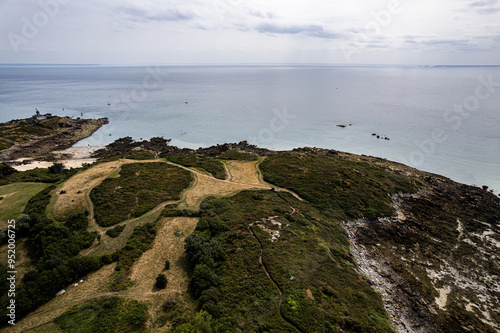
[344, 178, 500, 332]
[0, 117, 108, 161]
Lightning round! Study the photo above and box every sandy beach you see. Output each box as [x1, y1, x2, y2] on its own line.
[9, 146, 103, 171]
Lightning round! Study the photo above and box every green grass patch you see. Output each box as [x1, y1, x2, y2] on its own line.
[260, 151, 420, 220]
[166, 154, 227, 179]
[90, 162, 193, 227]
[55, 297, 148, 333]
[0, 182, 50, 226]
[218, 150, 259, 161]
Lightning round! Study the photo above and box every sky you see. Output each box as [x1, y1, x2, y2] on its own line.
[0, 0, 499, 65]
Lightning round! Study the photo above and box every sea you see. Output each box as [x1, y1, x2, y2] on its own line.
[0, 64, 499, 192]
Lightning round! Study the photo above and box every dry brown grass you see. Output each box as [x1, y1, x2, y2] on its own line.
[51, 159, 167, 221]
[224, 160, 263, 185]
[9, 217, 200, 333]
[5, 263, 117, 333]
[51, 161, 126, 220]
[183, 173, 268, 209]
[127, 217, 199, 329]
[89, 200, 177, 257]
[10, 158, 276, 332]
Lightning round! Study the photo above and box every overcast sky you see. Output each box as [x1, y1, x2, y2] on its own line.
[1, 0, 499, 65]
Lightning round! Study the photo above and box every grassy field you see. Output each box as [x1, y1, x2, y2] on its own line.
[166, 154, 227, 179]
[0, 182, 50, 226]
[90, 163, 193, 227]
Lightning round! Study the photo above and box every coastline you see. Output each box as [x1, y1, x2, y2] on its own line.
[0, 117, 108, 162]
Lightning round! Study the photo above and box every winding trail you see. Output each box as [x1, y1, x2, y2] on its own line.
[248, 223, 301, 333]
[9, 157, 305, 332]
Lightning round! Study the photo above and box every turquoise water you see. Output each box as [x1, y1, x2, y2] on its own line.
[1, 65, 499, 192]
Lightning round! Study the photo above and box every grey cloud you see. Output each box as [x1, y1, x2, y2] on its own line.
[249, 10, 275, 19]
[255, 22, 342, 39]
[117, 5, 196, 22]
[402, 34, 499, 52]
[469, 0, 500, 14]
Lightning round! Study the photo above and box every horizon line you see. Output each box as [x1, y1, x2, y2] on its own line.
[1, 62, 500, 68]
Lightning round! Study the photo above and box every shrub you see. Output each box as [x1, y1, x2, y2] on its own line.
[0, 163, 16, 177]
[156, 274, 168, 289]
[219, 150, 258, 161]
[48, 162, 65, 174]
[106, 225, 126, 238]
[165, 259, 171, 270]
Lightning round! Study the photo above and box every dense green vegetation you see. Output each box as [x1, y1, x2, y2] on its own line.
[0, 162, 82, 186]
[0, 185, 100, 324]
[260, 151, 420, 220]
[99, 150, 156, 161]
[178, 190, 394, 332]
[218, 150, 258, 161]
[166, 154, 227, 179]
[161, 204, 201, 218]
[55, 297, 148, 333]
[90, 163, 193, 227]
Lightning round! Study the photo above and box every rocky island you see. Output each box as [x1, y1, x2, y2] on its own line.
[0, 128, 498, 332]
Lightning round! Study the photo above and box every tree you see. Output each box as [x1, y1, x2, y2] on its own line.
[0, 163, 17, 178]
[48, 162, 65, 174]
[155, 274, 167, 289]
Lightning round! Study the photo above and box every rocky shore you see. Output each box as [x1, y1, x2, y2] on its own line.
[0, 117, 108, 162]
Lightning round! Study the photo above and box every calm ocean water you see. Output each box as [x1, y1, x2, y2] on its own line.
[1, 65, 499, 192]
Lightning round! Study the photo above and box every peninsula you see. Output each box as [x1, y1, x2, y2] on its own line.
[0, 129, 498, 333]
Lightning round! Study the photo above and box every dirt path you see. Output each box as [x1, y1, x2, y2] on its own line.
[168, 160, 272, 209]
[52, 160, 128, 221]
[11, 158, 293, 332]
[248, 224, 301, 332]
[11, 217, 199, 333]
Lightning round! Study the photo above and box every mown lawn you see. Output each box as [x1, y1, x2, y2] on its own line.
[0, 182, 50, 226]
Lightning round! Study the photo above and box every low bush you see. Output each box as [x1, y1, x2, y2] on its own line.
[106, 225, 126, 238]
[167, 154, 226, 179]
[218, 150, 258, 161]
[156, 274, 168, 289]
